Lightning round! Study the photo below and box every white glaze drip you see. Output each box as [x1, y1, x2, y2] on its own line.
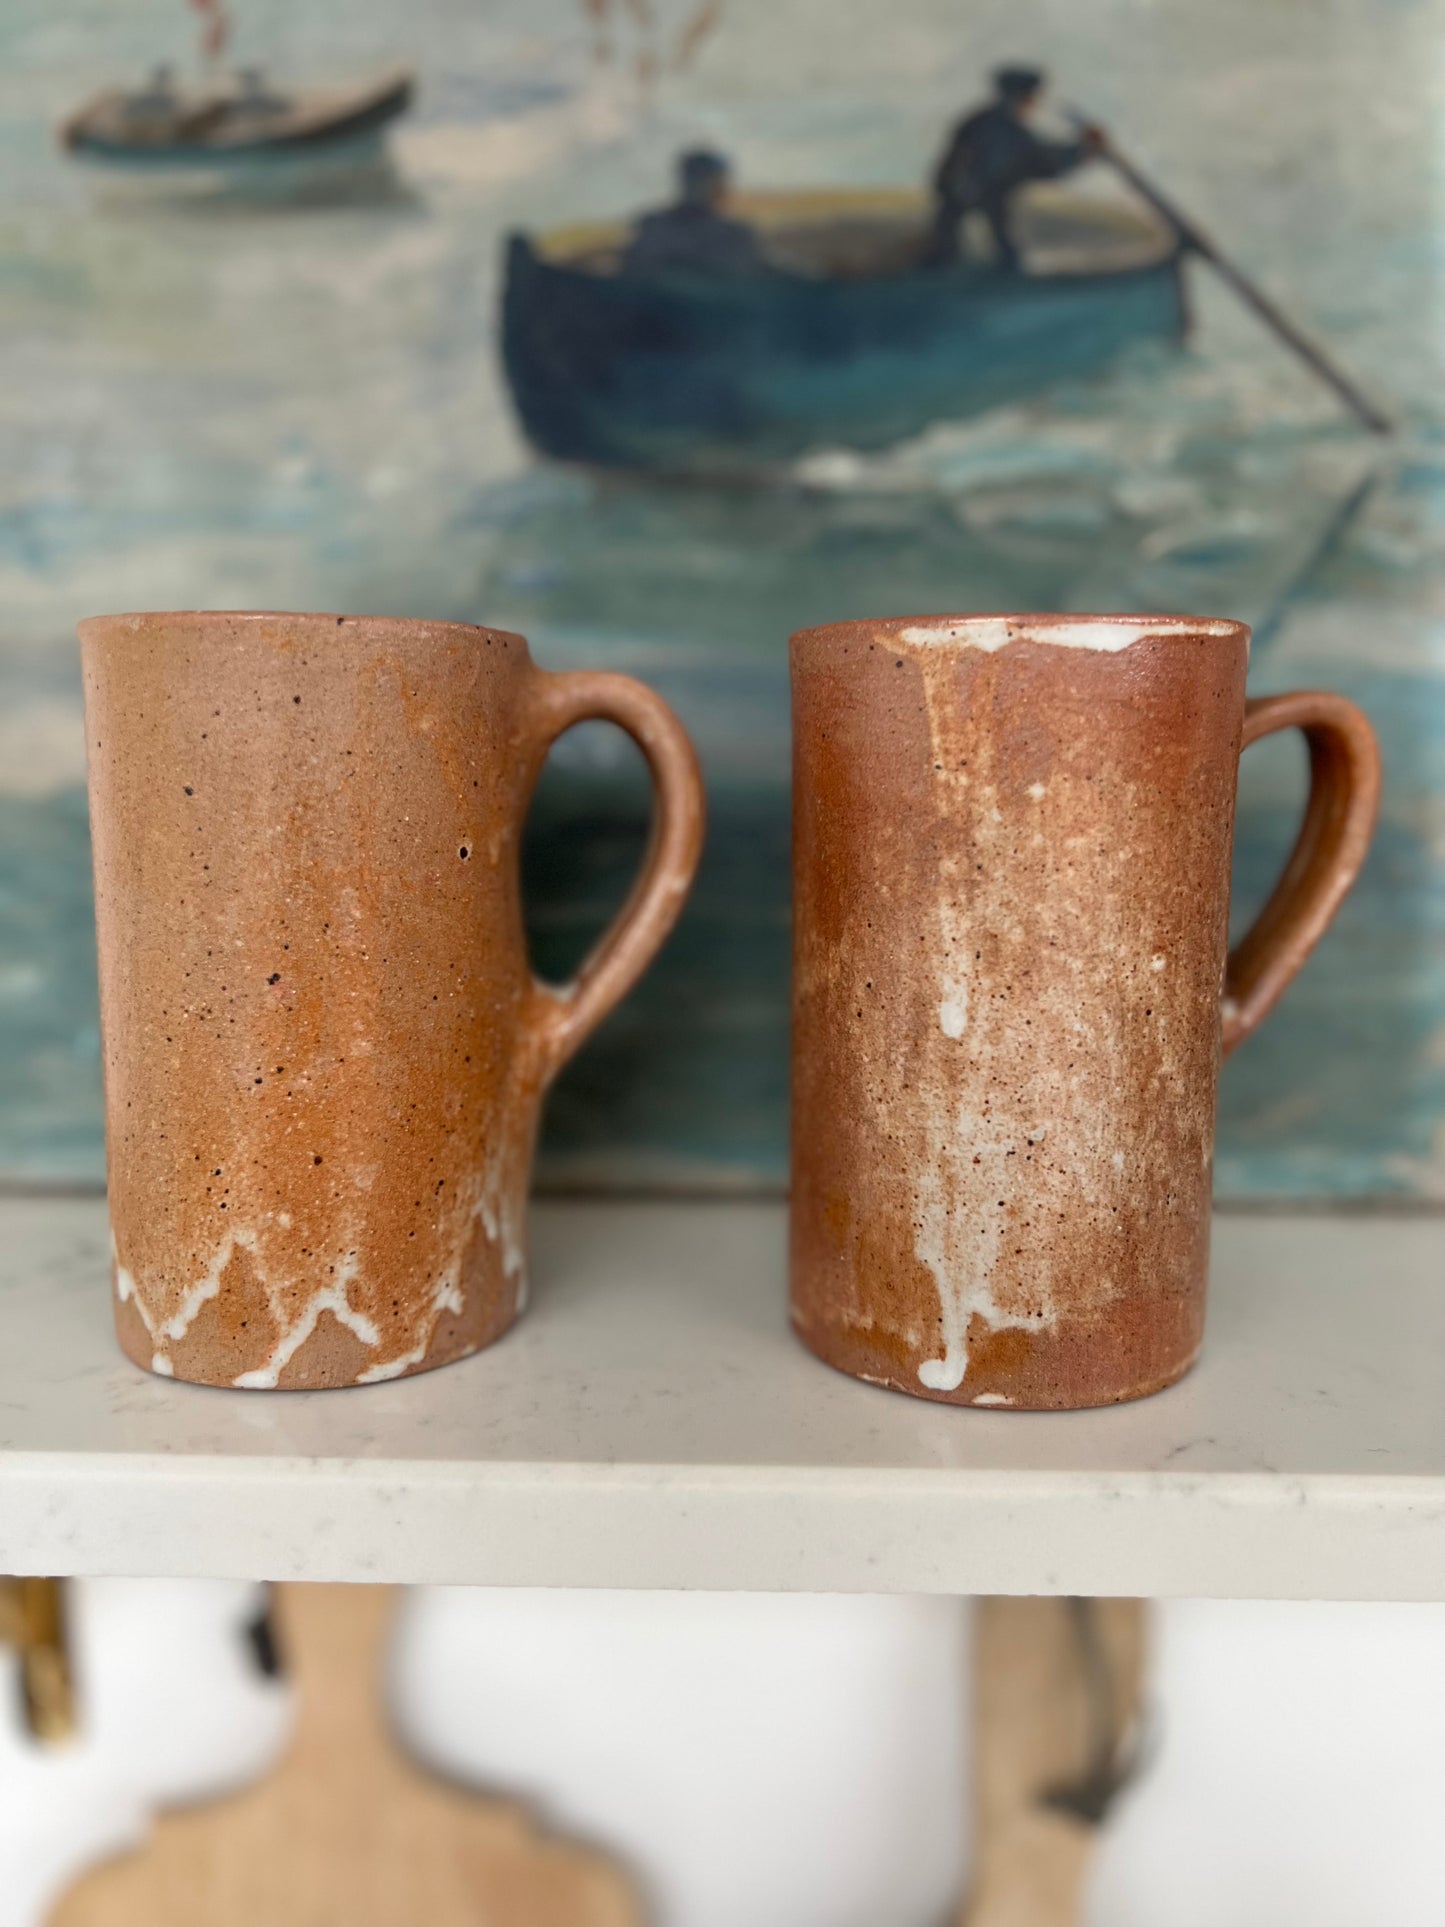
[232, 1249, 380, 1389]
[899, 616, 1243, 652]
[908, 648, 1060, 1393]
[117, 1123, 532, 1384]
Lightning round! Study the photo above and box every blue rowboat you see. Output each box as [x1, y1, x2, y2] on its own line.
[502, 186, 1188, 476]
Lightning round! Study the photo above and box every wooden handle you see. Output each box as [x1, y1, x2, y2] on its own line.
[522, 670, 705, 1087]
[0, 1576, 75, 1743]
[1222, 691, 1380, 1057]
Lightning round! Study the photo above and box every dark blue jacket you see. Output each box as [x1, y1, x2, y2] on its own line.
[623, 204, 762, 276]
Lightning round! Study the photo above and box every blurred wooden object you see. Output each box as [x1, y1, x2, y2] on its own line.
[51, 1584, 641, 1927]
[0, 1576, 76, 1744]
[962, 1597, 1148, 1927]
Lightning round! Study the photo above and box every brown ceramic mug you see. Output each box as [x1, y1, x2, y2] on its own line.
[790, 613, 1380, 1410]
[80, 611, 705, 1390]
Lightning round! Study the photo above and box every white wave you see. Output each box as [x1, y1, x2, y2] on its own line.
[393, 77, 633, 192]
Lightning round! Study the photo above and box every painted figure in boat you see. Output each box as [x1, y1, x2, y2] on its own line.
[623, 149, 763, 276]
[123, 66, 180, 126]
[929, 65, 1106, 268]
[232, 67, 290, 118]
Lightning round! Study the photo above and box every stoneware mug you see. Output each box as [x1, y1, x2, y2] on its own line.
[790, 613, 1380, 1410]
[80, 611, 705, 1389]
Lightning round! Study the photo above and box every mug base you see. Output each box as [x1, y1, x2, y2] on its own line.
[790, 1311, 1201, 1412]
[114, 1280, 521, 1392]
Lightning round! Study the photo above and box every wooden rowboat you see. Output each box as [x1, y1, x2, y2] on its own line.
[501, 185, 1188, 476]
[60, 66, 413, 170]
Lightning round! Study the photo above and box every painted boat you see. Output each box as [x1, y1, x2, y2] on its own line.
[502, 186, 1188, 474]
[59, 66, 413, 171]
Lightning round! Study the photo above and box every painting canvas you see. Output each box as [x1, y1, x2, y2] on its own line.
[1, 0, 1442, 1197]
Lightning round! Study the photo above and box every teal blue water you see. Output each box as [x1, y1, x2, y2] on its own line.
[2, 0, 1444, 1193]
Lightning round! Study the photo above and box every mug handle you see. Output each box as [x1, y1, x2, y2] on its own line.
[1222, 691, 1380, 1058]
[521, 669, 706, 1087]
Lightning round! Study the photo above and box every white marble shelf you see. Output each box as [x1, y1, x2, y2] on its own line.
[0, 1196, 1442, 1599]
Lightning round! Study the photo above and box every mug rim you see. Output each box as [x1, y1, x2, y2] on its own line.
[791, 611, 1251, 649]
[76, 609, 530, 650]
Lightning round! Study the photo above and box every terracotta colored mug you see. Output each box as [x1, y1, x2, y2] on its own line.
[80, 611, 704, 1389]
[790, 613, 1379, 1410]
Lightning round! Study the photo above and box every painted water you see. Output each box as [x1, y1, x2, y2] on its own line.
[2, 0, 1444, 1193]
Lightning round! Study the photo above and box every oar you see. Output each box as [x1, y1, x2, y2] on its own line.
[1069, 113, 1392, 434]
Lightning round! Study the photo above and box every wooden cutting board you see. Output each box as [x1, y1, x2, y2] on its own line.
[51, 1584, 641, 1927]
[963, 1596, 1148, 1927]
[49, 1584, 1144, 1927]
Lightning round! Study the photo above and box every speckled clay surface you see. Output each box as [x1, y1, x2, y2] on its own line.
[790, 614, 1380, 1410]
[80, 611, 703, 1390]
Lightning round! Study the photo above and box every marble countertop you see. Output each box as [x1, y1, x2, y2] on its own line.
[1, 1197, 1442, 1598]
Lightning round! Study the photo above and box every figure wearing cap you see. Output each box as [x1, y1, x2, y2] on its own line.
[928, 67, 1106, 270]
[624, 149, 763, 276]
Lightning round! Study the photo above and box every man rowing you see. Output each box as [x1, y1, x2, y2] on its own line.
[928, 66, 1106, 270]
